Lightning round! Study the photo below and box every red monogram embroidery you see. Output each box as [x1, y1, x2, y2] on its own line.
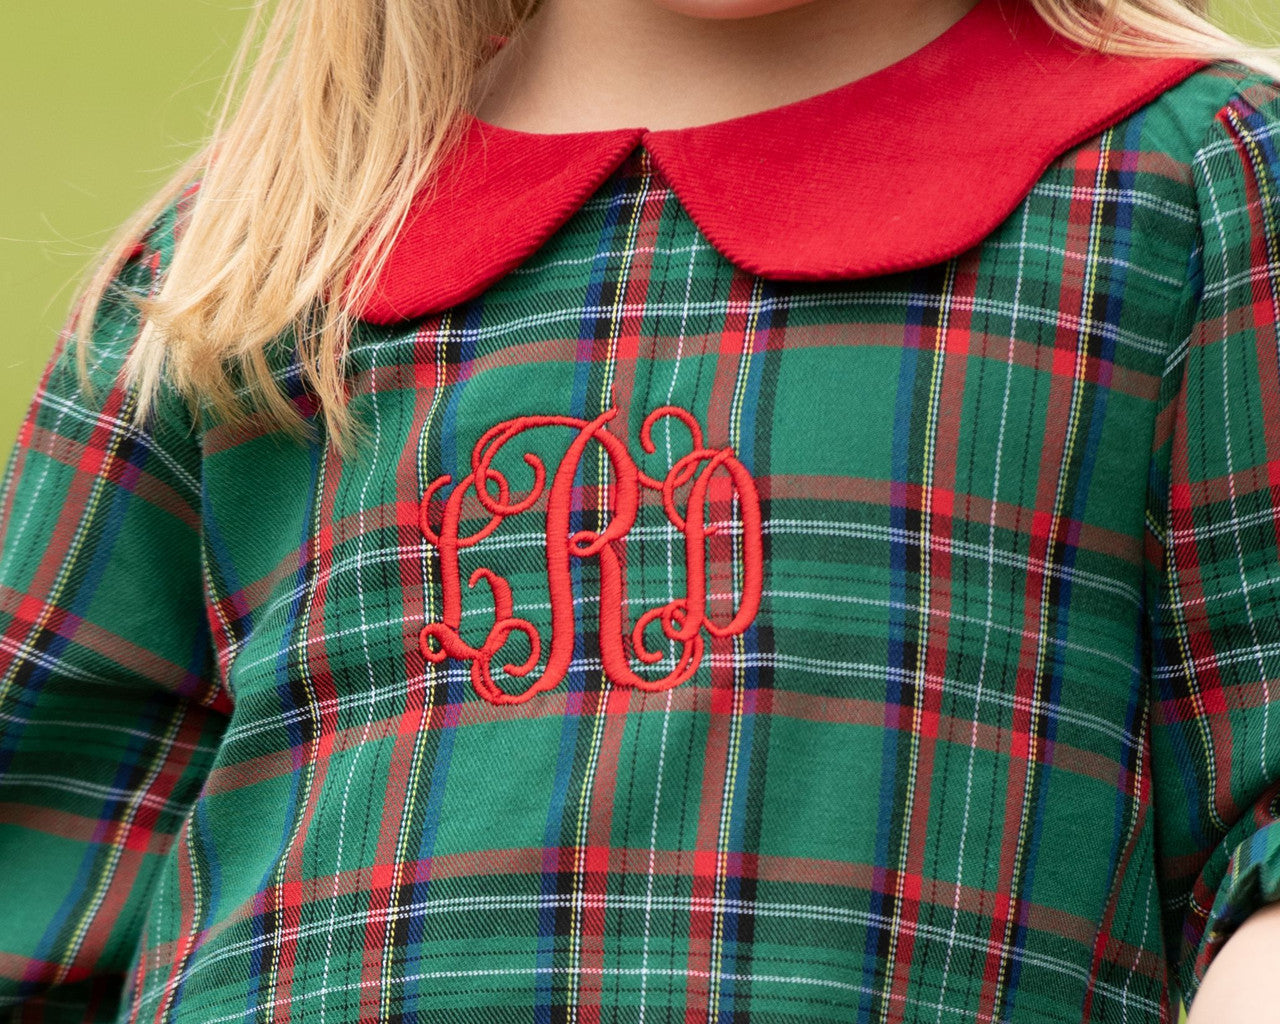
[418, 406, 763, 705]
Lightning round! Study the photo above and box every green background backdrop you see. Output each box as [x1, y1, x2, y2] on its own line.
[1, 0, 1279, 455]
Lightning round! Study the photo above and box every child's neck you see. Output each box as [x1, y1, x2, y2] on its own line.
[469, 0, 980, 134]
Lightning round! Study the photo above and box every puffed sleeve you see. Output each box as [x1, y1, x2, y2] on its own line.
[1145, 72, 1280, 1010]
[0, 224, 229, 1021]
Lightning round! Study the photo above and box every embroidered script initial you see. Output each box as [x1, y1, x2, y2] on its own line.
[418, 406, 763, 705]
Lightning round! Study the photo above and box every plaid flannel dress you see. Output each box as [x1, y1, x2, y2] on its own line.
[2, 2, 1280, 1020]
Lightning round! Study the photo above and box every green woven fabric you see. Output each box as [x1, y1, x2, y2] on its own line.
[2, 63, 1280, 1024]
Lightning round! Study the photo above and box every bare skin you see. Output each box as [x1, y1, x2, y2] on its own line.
[1185, 900, 1280, 1023]
[469, 0, 980, 133]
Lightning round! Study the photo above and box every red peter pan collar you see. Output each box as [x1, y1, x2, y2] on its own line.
[358, 0, 1206, 325]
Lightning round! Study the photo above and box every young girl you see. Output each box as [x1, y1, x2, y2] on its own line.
[2, 0, 1279, 1020]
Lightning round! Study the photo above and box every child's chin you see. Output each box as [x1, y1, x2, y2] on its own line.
[649, 0, 822, 20]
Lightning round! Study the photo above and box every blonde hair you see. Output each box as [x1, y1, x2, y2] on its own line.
[70, 0, 1279, 460]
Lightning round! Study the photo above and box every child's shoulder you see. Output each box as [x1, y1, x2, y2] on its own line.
[117, 178, 202, 295]
[81, 175, 313, 436]
[61, 179, 199, 396]
[1124, 60, 1280, 164]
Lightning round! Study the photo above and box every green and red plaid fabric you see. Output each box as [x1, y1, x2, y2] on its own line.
[3, 62, 1280, 1024]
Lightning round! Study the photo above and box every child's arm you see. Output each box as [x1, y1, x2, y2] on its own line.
[0, 219, 229, 1020]
[1186, 900, 1280, 1022]
[1147, 72, 1280, 1018]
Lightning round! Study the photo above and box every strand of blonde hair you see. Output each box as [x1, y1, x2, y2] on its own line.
[67, 0, 1279, 461]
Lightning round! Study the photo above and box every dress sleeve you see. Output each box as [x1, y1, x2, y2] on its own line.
[0, 232, 230, 1021]
[1145, 73, 1280, 1010]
